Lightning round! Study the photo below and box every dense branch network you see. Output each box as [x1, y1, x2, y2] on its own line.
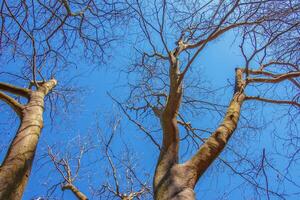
[47, 119, 151, 200]
[0, 0, 129, 199]
[118, 0, 300, 199]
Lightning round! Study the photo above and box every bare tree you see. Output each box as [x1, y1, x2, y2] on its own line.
[1, 0, 299, 199]
[48, 137, 92, 200]
[0, 79, 57, 199]
[0, 0, 127, 199]
[47, 117, 151, 200]
[116, 0, 300, 199]
[97, 118, 151, 200]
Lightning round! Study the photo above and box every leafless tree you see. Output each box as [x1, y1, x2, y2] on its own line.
[1, 0, 299, 199]
[47, 136, 94, 200]
[47, 116, 151, 200]
[0, 79, 57, 199]
[115, 0, 300, 199]
[0, 0, 128, 199]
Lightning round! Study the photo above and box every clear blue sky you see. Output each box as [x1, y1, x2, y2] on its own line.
[1, 16, 299, 200]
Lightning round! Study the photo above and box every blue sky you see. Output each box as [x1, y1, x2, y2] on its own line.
[1, 5, 300, 200]
[20, 32, 296, 199]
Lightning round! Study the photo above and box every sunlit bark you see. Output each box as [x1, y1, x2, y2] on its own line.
[62, 183, 88, 200]
[154, 69, 246, 200]
[0, 79, 57, 200]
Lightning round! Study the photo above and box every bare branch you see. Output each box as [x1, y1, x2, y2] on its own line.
[0, 82, 30, 98]
[109, 93, 161, 150]
[247, 71, 300, 84]
[0, 91, 24, 117]
[61, 183, 88, 200]
[245, 96, 300, 107]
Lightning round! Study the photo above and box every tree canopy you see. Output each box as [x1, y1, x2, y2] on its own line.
[0, 0, 300, 200]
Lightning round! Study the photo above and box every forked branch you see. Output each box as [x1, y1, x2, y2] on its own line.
[0, 82, 30, 98]
[0, 91, 24, 117]
[62, 184, 88, 200]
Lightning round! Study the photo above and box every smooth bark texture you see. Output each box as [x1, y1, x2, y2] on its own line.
[0, 79, 57, 200]
[154, 69, 245, 200]
[62, 183, 88, 200]
[153, 59, 183, 198]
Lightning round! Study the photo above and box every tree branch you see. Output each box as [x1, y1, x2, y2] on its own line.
[0, 82, 30, 98]
[247, 71, 300, 84]
[245, 96, 300, 107]
[38, 79, 57, 95]
[0, 91, 24, 117]
[109, 93, 161, 150]
[61, 0, 90, 17]
[62, 183, 88, 200]
[185, 21, 265, 50]
[185, 68, 246, 184]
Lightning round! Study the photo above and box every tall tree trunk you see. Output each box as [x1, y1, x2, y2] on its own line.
[0, 79, 56, 200]
[154, 69, 246, 200]
[154, 163, 196, 200]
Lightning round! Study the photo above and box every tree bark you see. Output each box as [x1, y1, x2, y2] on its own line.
[153, 60, 184, 199]
[0, 79, 57, 200]
[153, 69, 246, 200]
[62, 183, 88, 200]
[154, 163, 196, 200]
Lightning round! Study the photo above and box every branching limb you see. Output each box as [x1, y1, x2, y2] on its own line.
[245, 96, 300, 107]
[0, 91, 24, 117]
[97, 117, 152, 200]
[61, 0, 91, 17]
[185, 21, 266, 50]
[104, 119, 121, 196]
[247, 71, 300, 84]
[48, 146, 88, 200]
[0, 82, 30, 98]
[109, 93, 161, 150]
[186, 68, 246, 184]
[259, 61, 299, 71]
[61, 183, 88, 200]
[38, 79, 58, 95]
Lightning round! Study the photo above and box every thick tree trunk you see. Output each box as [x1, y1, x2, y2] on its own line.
[154, 164, 196, 200]
[154, 69, 246, 200]
[0, 80, 56, 200]
[154, 92, 245, 200]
